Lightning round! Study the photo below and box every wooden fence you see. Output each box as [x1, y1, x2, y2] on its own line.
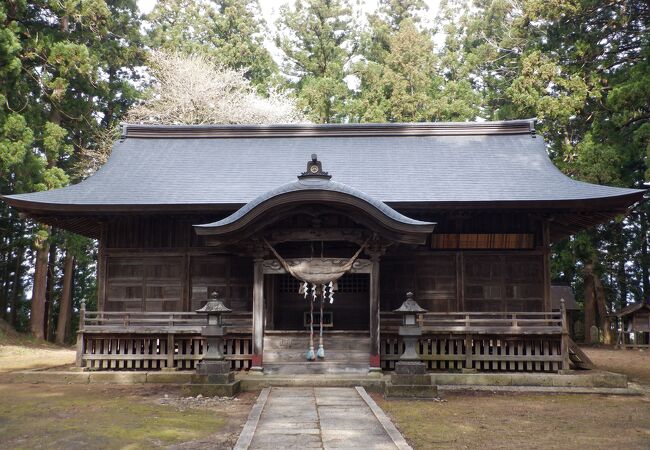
[76, 308, 253, 371]
[380, 310, 569, 372]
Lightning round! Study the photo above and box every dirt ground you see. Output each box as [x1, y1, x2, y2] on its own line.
[0, 384, 254, 449]
[2, 321, 649, 450]
[0, 320, 76, 372]
[378, 345, 650, 450]
[582, 346, 650, 386]
[0, 345, 76, 372]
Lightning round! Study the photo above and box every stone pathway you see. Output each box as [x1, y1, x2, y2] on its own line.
[234, 386, 411, 450]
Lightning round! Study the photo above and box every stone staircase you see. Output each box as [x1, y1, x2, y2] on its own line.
[263, 332, 370, 374]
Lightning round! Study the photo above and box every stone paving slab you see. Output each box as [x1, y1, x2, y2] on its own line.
[235, 386, 412, 450]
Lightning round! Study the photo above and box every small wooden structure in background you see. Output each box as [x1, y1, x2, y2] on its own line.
[616, 302, 650, 348]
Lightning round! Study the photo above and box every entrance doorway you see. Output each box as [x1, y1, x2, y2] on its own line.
[268, 273, 370, 331]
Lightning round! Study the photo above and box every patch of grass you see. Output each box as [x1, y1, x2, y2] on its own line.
[0, 384, 236, 449]
[377, 392, 650, 450]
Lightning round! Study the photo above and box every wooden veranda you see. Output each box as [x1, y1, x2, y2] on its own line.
[76, 303, 571, 373]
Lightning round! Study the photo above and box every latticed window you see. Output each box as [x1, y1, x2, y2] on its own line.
[278, 274, 302, 293]
[277, 273, 369, 293]
[336, 274, 369, 293]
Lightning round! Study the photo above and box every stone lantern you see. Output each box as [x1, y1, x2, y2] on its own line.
[385, 292, 438, 399]
[195, 291, 232, 378]
[394, 292, 427, 374]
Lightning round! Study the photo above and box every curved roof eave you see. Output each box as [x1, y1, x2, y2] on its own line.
[193, 175, 436, 244]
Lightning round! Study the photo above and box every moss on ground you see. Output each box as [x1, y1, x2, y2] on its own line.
[377, 392, 650, 450]
[0, 384, 248, 449]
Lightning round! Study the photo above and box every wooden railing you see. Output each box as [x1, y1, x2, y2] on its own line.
[76, 304, 253, 371]
[82, 311, 252, 334]
[76, 303, 570, 373]
[380, 311, 563, 335]
[380, 306, 569, 373]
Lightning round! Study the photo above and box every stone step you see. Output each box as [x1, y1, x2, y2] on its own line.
[264, 350, 369, 364]
[264, 336, 370, 351]
[263, 361, 370, 375]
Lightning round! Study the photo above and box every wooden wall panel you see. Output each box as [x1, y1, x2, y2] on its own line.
[104, 215, 226, 249]
[380, 254, 456, 312]
[464, 254, 544, 312]
[105, 257, 183, 312]
[190, 255, 252, 312]
[381, 251, 545, 313]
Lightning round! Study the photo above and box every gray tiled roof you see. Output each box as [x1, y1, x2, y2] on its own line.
[195, 176, 434, 229]
[4, 121, 644, 209]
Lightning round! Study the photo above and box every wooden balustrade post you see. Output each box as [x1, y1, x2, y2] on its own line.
[75, 299, 86, 368]
[560, 298, 570, 373]
[165, 333, 175, 370]
[463, 334, 475, 373]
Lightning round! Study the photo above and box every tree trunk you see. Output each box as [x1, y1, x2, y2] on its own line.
[30, 235, 50, 339]
[614, 222, 628, 310]
[45, 244, 57, 341]
[593, 275, 611, 344]
[55, 252, 75, 345]
[10, 246, 24, 327]
[0, 250, 8, 321]
[583, 273, 596, 343]
[641, 209, 649, 302]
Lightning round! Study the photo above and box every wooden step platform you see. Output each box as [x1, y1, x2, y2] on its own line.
[263, 331, 370, 374]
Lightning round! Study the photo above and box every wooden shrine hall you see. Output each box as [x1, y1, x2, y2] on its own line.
[3, 120, 644, 373]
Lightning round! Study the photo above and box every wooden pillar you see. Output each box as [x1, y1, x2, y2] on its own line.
[75, 299, 86, 368]
[97, 223, 108, 311]
[560, 298, 570, 373]
[251, 257, 265, 371]
[456, 251, 464, 311]
[369, 253, 381, 371]
[182, 254, 191, 311]
[542, 219, 551, 312]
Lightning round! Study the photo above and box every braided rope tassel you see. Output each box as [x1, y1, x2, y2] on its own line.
[317, 284, 325, 359]
[327, 281, 334, 304]
[306, 283, 316, 361]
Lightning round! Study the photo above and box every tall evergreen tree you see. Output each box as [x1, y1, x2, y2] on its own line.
[275, 0, 358, 123]
[465, 0, 649, 338]
[351, 19, 439, 122]
[1, 0, 143, 336]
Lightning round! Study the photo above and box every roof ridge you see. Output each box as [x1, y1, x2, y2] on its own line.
[120, 119, 537, 139]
